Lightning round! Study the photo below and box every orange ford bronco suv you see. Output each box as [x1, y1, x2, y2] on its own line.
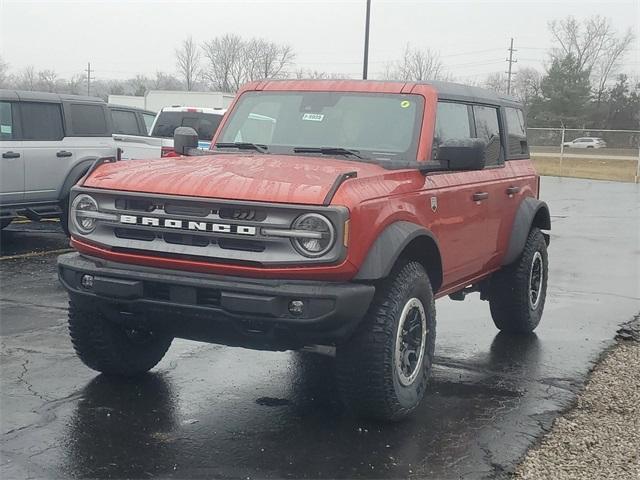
[58, 80, 550, 420]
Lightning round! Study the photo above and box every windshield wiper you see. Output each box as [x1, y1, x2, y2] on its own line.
[215, 142, 269, 154]
[293, 146, 364, 159]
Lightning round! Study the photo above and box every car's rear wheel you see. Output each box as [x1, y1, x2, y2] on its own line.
[489, 228, 548, 333]
[336, 261, 436, 420]
[68, 298, 173, 376]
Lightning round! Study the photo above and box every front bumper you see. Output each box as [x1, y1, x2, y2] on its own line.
[58, 252, 375, 350]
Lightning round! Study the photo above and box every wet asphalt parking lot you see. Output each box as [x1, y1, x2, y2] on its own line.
[1, 176, 639, 479]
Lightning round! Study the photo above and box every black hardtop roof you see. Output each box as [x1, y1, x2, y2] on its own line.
[417, 80, 521, 107]
[261, 78, 523, 109]
[0, 89, 104, 104]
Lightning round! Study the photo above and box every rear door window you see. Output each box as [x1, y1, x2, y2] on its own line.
[20, 102, 64, 141]
[69, 104, 109, 136]
[151, 111, 223, 141]
[472, 105, 502, 166]
[505, 107, 528, 157]
[0, 102, 15, 140]
[111, 109, 141, 135]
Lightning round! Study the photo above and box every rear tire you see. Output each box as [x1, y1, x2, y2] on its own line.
[336, 261, 436, 421]
[489, 228, 548, 333]
[68, 298, 173, 376]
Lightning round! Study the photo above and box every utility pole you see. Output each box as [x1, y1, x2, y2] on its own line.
[85, 62, 93, 96]
[362, 0, 371, 80]
[505, 38, 517, 94]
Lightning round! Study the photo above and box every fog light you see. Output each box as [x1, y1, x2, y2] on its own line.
[81, 274, 94, 289]
[288, 300, 305, 316]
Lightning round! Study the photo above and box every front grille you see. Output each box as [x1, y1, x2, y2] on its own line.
[77, 189, 347, 266]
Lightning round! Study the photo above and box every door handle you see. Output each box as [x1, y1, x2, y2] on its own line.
[472, 192, 489, 202]
[506, 186, 521, 195]
[2, 151, 20, 159]
[57, 150, 73, 158]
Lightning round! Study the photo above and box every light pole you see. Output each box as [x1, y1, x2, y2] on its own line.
[362, 0, 371, 79]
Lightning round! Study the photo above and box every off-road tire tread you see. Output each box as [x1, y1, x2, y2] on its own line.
[489, 227, 548, 333]
[68, 300, 172, 376]
[336, 261, 435, 420]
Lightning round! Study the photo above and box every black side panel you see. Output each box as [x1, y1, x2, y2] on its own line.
[354, 221, 437, 280]
[59, 158, 96, 200]
[502, 197, 551, 266]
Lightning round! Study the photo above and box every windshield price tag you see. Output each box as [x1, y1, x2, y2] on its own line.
[302, 113, 324, 122]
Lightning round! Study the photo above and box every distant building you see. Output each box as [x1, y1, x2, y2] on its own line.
[108, 90, 235, 112]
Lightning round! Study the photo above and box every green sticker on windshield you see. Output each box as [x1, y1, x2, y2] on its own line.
[400, 100, 411, 108]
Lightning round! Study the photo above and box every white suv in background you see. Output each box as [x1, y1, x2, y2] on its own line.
[0, 90, 116, 232]
[563, 137, 607, 149]
[113, 106, 226, 159]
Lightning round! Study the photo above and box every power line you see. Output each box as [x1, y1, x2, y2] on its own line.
[505, 38, 517, 94]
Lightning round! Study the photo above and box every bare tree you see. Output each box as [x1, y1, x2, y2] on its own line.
[128, 74, 150, 96]
[245, 39, 295, 81]
[0, 57, 9, 88]
[294, 69, 348, 80]
[176, 36, 201, 91]
[66, 73, 86, 95]
[202, 34, 296, 92]
[202, 34, 245, 92]
[152, 71, 182, 90]
[512, 67, 542, 109]
[484, 72, 507, 93]
[548, 15, 635, 101]
[38, 69, 58, 92]
[15, 66, 37, 90]
[383, 45, 446, 81]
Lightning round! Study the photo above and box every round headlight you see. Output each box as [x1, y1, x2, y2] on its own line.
[72, 194, 99, 234]
[291, 213, 335, 257]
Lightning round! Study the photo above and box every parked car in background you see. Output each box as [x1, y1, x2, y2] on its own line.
[108, 104, 156, 136]
[113, 106, 226, 159]
[0, 90, 115, 232]
[563, 137, 607, 149]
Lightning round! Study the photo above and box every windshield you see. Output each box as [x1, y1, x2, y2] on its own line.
[217, 91, 424, 163]
[151, 111, 223, 141]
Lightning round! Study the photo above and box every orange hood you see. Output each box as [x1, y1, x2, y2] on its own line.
[82, 154, 389, 205]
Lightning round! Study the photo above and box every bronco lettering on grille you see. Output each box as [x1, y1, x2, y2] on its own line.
[119, 215, 257, 236]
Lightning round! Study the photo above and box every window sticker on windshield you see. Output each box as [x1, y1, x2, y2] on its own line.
[400, 100, 411, 108]
[302, 113, 324, 122]
[0, 125, 11, 134]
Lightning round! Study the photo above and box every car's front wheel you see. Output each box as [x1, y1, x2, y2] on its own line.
[68, 298, 173, 376]
[336, 261, 436, 420]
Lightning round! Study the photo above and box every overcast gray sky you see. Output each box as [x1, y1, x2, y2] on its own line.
[1, 0, 638, 83]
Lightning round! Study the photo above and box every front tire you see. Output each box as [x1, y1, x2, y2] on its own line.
[68, 298, 173, 376]
[336, 261, 436, 421]
[489, 228, 548, 333]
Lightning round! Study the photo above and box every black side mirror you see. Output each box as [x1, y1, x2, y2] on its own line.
[173, 127, 198, 155]
[436, 138, 487, 171]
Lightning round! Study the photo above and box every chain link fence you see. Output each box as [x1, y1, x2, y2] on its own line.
[527, 127, 640, 183]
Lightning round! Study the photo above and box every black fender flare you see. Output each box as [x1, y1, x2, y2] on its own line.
[502, 197, 551, 266]
[58, 157, 98, 201]
[354, 221, 442, 289]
